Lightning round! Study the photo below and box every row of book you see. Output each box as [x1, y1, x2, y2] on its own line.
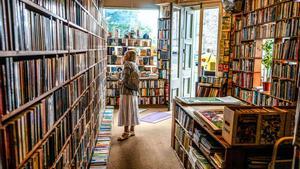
[138, 57, 156, 66]
[275, 18, 299, 38]
[0, 0, 105, 52]
[240, 18, 299, 40]
[243, 1, 299, 25]
[233, 86, 253, 103]
[175, 123, 191, 152]
[253, 90, 293, 106]
[1, 83, 103, 168]
[159, 69, 169, 80]
[158, 19, 170, 30]
[140, 88, 164, 97]
[175, 105, 193, 134]
[257, 6, 276, 24]
[158, 30, 169, 39]
[158, 60, 170, 70]
[158, 40, 169, 51]
[108, 55, 123, 65]
[139, 96, 166, 105]
[174, 138, 190, 168]
[198, 76, 226, 87]
[108, 38, 151, 47]
[69, 1, 103, 35]
[243, 12, 257, 26]
[240, 43, 256, 58]
[233, 72, 255, 89]
[271, 80, 297, 101]
[139, 79, 165, 88]
[196, 85, 222, 97]
[255, 23, 275, 39]
[272, 63, 297, 80]
[107, 66, 123, 73]
[108, 46, 151, 56]
[158, 50, 170, 60]
[273, 39, 299, 60]
[0, 2, 68, 51]
[90, 109, 113, 168]
[276, 1, 298, 20]
[242, 27, 256, 40]
[244, 0, 298, 16]
[0, 56, 98, 113]
[29, 0, 103, 30]
[240, 59, 256, 72]
[69, 28, 89, 50]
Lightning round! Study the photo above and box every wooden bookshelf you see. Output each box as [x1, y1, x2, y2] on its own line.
[172, 98, 295, 169]
[0, 0, 107, 168]
[106, 37, 167, 107]
[230, 0, 300, 106]
[157, 3, 173, 109]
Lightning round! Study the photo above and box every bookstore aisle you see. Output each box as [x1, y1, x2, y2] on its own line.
[107, 108, 182, 169]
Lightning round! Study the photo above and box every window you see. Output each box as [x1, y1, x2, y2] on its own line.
[104, 9, 158, 42]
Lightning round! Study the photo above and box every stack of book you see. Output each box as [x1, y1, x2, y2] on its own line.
[90, 109, 113, 168]
[189, 147, 213, 169]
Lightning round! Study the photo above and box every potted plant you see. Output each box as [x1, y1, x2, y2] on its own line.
[262, 40, 273, 91]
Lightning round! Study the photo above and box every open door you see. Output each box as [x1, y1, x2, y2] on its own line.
[170, 5, 182, 105]
[180, 7, 194, 97]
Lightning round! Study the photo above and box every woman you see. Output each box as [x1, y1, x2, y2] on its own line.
[118, 50, 140, 141]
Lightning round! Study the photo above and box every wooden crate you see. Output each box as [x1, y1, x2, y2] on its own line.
[222, 106, 287, 145]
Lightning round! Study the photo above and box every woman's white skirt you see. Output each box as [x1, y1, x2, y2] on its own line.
[118, 95, 140, 126]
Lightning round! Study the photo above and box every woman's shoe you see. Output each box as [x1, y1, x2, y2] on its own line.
[117, 132, 130, 141]
[129, 131, 135, 137]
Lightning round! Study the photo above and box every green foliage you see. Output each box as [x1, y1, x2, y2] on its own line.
[105, 9, 152, 37]
[262, 40, 274, 81]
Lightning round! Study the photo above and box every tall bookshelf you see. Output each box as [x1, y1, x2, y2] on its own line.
[157, 3, 172, 108]
[106, 37, 166, 106]
[230, 0, 300, 106]
[0, 0, 107, 168]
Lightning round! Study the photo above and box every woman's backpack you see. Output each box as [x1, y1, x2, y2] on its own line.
[124, 62, 139, 91]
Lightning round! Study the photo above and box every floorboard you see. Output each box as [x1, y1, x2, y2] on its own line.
[107, 108, 182, 169]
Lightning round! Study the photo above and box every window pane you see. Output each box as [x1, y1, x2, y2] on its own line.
[201, 7, 219, 74]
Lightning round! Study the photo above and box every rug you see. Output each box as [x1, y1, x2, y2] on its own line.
[140, 112, 171, 124]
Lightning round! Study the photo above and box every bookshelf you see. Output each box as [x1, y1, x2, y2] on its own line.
[157, 3, 172, 108]
[196, 77, 227, 97]
[172, 98, 295, 169]
[230, 0, 300, 106]
[0, 0, 107, 168]
[106, 37, 166, 106]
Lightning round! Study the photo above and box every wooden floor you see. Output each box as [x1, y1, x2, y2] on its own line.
[107, 108, 182, 169]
